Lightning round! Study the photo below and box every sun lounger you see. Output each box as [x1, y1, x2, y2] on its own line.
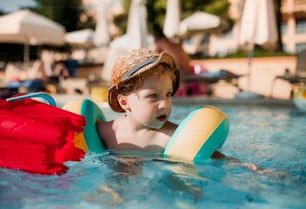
[182, 69, 243, 95]
[271, 49, 306, 98]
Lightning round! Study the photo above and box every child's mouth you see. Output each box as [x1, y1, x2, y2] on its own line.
[157, 115, 167, 121]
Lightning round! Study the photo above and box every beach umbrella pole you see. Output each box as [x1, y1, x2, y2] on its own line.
[247, 41, 254, 92]
[24, 43, 30, 64]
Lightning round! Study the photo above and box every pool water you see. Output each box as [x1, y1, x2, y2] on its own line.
[1, 102, 305, 209]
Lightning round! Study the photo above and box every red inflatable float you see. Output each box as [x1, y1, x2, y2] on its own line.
[0, 93, 86, 175]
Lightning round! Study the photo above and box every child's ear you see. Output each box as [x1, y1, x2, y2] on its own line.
[117, 94, 129, 111]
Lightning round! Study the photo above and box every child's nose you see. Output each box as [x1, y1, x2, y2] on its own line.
[158, 97, 171, 109]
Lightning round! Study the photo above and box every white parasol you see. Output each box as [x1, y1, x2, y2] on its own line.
[0, 9, 66, 63]
[163, 0, 181, 39]
[94, 2, 111, 46]
[126, 0, 150, 49]
[179, 12, 227, 38]
[101, 0, 154, 82]
[238, 0, 278, 93]
[65, 29, 94, 47]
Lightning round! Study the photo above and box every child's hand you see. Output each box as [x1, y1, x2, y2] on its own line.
[241, 162, 288, 177]
[213, 152, 288, 177]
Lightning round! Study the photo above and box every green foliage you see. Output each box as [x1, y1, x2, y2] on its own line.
[119, 0, 229, 35]
[30, 0, 230, 35]
[33, 0, 83, 32]
[204, 0, 230, 17]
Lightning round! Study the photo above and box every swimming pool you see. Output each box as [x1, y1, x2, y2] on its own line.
[1, 99, 305, 209]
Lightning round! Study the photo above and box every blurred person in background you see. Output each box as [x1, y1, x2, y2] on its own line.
[153, 26, 192, 78]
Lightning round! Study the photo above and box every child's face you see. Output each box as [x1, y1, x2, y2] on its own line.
[124, 72, 173, 129]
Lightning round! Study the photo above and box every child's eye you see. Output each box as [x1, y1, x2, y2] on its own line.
[147, 93, 158, 99]
[166, 91, 173, 97]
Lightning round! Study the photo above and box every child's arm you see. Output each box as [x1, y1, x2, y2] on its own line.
[212, 151, 287, 177]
